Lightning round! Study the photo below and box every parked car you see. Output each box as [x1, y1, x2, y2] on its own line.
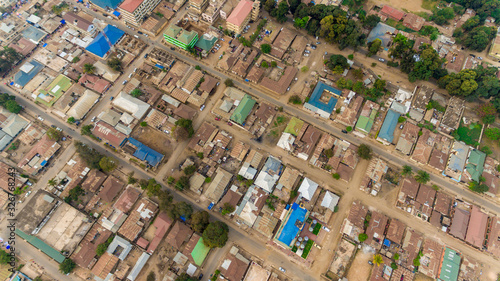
[342, 129, 348, 134]
[134, 35, 139, 38]
[91, 116, 96, 122]
[279, 267, 286, 273]
[128, 73, 133, 78]
[122, 80, 128, 85]
[110, 96, 114, 101]
[200, 105, 205, 111]
[37, 116, 44, 121]
[144, 53, 148, 58]
[137, 31, 143, 34]
[215, 117, 221, 121]
[378, 58, 385, 62]
[368, 261, 374, 265]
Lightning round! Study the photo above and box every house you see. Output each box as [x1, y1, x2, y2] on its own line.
[225, 0, 257, 34]
[465, 206, 488, 249]
[401, 228, 423, 271]
[380, 5, 405, 21]
[411, 128, 436, 164]
[274, 166, 300, 202]
[112, 92, 151, 119]
[303, 82, 341, 119]
[360, 158, 388, 195]
[402, 13, 425, 31]
[274, 203, 308, 248]
[66, 90, 99, 120]
[395, 122, 420, 155]
[114, 186, 141, 213]
[260, 66, 298, 95]
[79, 74, 111, 94]
[71, 222, 112, 268]
[433, 192, 452, 216]
[449, 208, 470, 240]
[443, 141, 469, 182]
[364, 211, 388, 250]
[439, 97, 464, 133]
[463, 149, 486, 183]
[124, 138, 164, 167]
[81, 169, 107, 192]
[355, 100, 380, 134]
[9, 38, 37, 57]
[62, 12, 96, 36]
[118, 0, 162, 26]
[377, 109, 400, 145]
[163, 24, 199, 50]
[419, 239, 443, 278]
[414, 184, 436, 220]
[98, 176, 124, 203]
[487, 217, 500, 258]
[127, 252, 151, 281]
[297, 177, 318, 201]
[341, 200, 368, 241]
[92, 252, 119, 281]
[294, 125, 321, 161]
[254, 156, 283, 193]
[118, 197, 158, 242]
[438, 248, 461, 281]
[230, 94, 256, 125]
[85, 25, 125, 58]
[270, 28, 296, 59]
[244, 262, 270, 281]
[235, 185, 268, 227]
[188, 122, 217, 152]
[92, 121, 128, 148]
[219, 246, 250, 281]
[368, 255, 393, 281]
[147, 212, 173, 254]
[385, 219, 405, 245]
[335, 95, 363, 127]
[13, 60, 44, 88]
[165, 221, 193, 250]
[205, 167, 232, 203]
[396, 177, 419, 212]
[17, 135, 61, 175]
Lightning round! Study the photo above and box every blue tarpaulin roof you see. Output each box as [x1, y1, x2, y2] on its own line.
[277, 203, 307, 247]
[85, 25, 125, 58]
[89, 0, 122, 9]
[155, 64, 164, 69]
[383, 239, 391, 247]
[127, 138, 164, 167]
[42, 43, 47, 47]
[112, 10, 120, 16]
[40, 160, 47, 166]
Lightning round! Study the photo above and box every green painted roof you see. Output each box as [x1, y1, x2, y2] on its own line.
[284, 117, 305, 136]
[191, 237, 210, 266]
[466, 149, 486, 182]
[195, 35, 217, 51]
[356, 115, 373, 133]
[230, 94, 256, 124]
[165, 25, 182, 38]
[16, 229, 66, 263]
[179, 30, 198, 45]
[439, 248, 461, 281]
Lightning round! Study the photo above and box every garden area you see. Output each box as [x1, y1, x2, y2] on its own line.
[454, 122, 482, 146]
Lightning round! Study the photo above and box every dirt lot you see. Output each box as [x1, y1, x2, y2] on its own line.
[346, 247, 375, 281]
[131, 126, 173, 157]
[367, 0, 430, 13]
[414, 273, 435, 281]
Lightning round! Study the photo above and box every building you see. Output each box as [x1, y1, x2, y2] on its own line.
[0, 0, 14, 8]
[18, 135, 61, 175]
[488, 32, 500, 61]
[439, 248, 461, 281]
[304, 82, 341, 118]
[230, 94, 256, 125]
[165, 221, 193, 250]
[147, 212, 173, 253]
[463, 149, 486, 183]
[274, 203, 308, 248]
[163, 24, 199, 50]
[124, 138, 164, 167]
[443, 141, 469, 182]
[464, 206, 487, 249]
[395, 122, 420, 155]
[71, 222, 112, 268]
[205, 167, 232, 202]
[487, 217, 500, 257]
[355, 100, 380, 134]
[13, 60, 44, 88]
[298, 178, 318, 201]
[365, 211, 388, 249]
[66, 90, 99, 120]
[386, 219, 405, 245]
[112, 92, 150, 119]
[118, 0, 162, 26]
[98, 176, 125, 202]
[449, 208, 470, 240]
[341, 201, 368, 240]
[419, 239, 443, 278]
[188, 0, 209, 20]
[402, 13, 425, 31]
[254, 156, 283, 193]
[377, 109, 400, 145]
[118, 197, 158, 241]
[62, 12, 96, 36]
[36, 74, 73, 107]
[202, 0, 226, 23]
[90, 0, 123, 10]
[92, 121, 128, 148]
[439, 97, 464, 133]
[226, 0, 258, 34]
[380, 5, 405, 21]
[85, 25, 125, 58]
[219, 246, 250, 281]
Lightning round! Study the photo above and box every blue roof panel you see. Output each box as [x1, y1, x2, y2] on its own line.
[127, 138, 164, 167]
[85, 25, 125, 58]
[306, 82, 340, 114]
[378, 109, 400, 143]
[90, 0, 123, 9]
[14, 60, 44, 87]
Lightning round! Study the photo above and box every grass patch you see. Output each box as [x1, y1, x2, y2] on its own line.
[415, 11, 432, 21]
[292, 245, 298, 252]
[301, 240, 314, 259]
[421, 0, 438, 10]
[312, 223, 322, 235]
[454, 122, 482, 146]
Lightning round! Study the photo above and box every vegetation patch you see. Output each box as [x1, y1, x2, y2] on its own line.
[454, 122, 482, 146]
[301, 239, 314, 259]
[312, 223, 322, 235]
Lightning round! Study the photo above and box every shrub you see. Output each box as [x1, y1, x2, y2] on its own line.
[289, 95, 302, 105]
[332, 173, 340, 180]
[346, 126, 353, 132]
[348, 54, 354, 60]
[358, 233, 368, 242]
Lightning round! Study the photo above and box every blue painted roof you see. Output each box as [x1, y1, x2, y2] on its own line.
[127, 138, 164, 167]
[112, 10, 120, 16]
[277, 203, 307, 247]
[21, 25, 47, 43]
[90, 0, 123, 9]
[85, 25, 125, 57]
[14, 60, 44, 87]
[378, 109, 400, 143]
[305, 82, 340, 114]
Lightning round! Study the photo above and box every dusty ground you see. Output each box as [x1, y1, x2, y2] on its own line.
[414, 272, 435, 281]
[131, 126, 173, 157]
[367, 0, 430, 13]
[346, 248, 374, 281]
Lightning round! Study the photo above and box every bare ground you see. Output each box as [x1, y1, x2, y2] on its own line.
[346, 248, 374, 281]
[131, 126, 173, 157]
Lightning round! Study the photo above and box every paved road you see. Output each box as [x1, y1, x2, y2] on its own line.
[1, 85, 315, 281]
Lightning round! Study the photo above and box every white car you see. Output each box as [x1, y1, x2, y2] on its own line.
[91, 116, 96, 122]
[279, 267, 286, 273]
[200, 105, 205, 111]
[37, 116, 44, 121]
[122, 80, 128, 85]
[378, 58, 385, 62]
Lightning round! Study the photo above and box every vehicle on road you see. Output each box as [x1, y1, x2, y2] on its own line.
[25, 191, 31, 198]
[279, 267, 286, 273]
[342, 129, 348, 134]
[110, 96, 114, 101]
[122, 80, 128, 85]
[215, 117, 221, 121]
[91, 116, 96, 122]
[170, 47, 175, 50]
[198, 274, 203, 280]
[138, 31, 143, 34]
[128, 73, 133, 78]
[227, 122, 233, 126]
[368, 260, 373, 265]
[134, 35, 139, 38]
[316, 41, 321, 44]
[144, 53, 148, 58]
[200, 105, 205, 111]
[37, 116, 44, 121]
[378, 58, 385, 62]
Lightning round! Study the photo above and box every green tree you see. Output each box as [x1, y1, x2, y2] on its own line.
[130, 88, 142, 98]
[358, 233, 368, 242]
[261, 61, 269, 68]
[140, 121, 148, 127]
[75, 141, 103, 169]
[72, 57, 80, 63]
[47, 128, 62, 141]
[368, 39, 382, 56]
[67, 117, 76, 124]
[294, 16, 309, 28]
[81, 125, 93, 136]
[270, 61, 277, 67]
[202, 221, 229, 248]
[59, 259, 76, 274]
[191, 211, 210, 233]
[373, 79, 386, 90]
[394, 253, 400, 260]
[409, 45, 443, 82]
[273, 1, 290, 23]
[175, 273, 197, 281]
[224, 79, 234, 87]
[0, 48, 23, 74]
[261, 44, 272, 53]
[147, 272, 156, 281]
[174, 118, 194, 140]
[391, 262, 398, 270]
[127, 172, 137, 185]
[158, 190, 173, 211]
[83, 63, 95, 74]
[107, 57, 123, 72]
[401, 165, 413, 177]
[301, 66, 309, 72]
[5, 100, 21, 113]
[140, 178, 162, 197]
[175, 176, 190, 191]
[373, 254, 384, 266]
[484, 128, 500, 140]
[168, 201, 193, 220]
[222, 203, 235, 215]
[414, 170, 430, 184]
[357, 144, 372, 160]
[0, 249, 10, 264]
[481, 146, 493, 155]
[363, 14, 380, 29]
[289, 95, 302, 104]
[99, 156, 117, 172]
[184, 165, 197, 175]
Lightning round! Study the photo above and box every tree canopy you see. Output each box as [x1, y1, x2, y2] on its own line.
[59, 259, 76, 274]
[0, 48, 22, 75]
[357, 144, 372, 160]
[99, 156, 117, 173]
[202, 221, 229, 248]
[0, 93, 22, 114]
[191, 211, 210, 233]
[168, 201, 193, 220]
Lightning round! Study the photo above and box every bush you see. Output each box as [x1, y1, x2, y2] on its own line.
[204, 177, 212, 183]
[301, 66, 309, 72]
[59, 259, 76, 274]
[348, 54, 354, 60]
[224, 79, 234, 87]
[184, 165, 197, 175]
[346, 126, 353, 132]
[261, 44, 271, 53]
[387, 61, 399, 67]
[289, 95, 302, 105]
[140, 121, 147, 127]
[398, 116, 406, 123]
[332, 173, 340, 180]
[357, 144, 372, 160]
[131, 88, 143, 98]
[481, 146, 493, 155]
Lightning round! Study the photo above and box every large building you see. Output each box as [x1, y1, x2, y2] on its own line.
[0, 0, 14, 8]
[188, 0, 209, 20]
[118, 0, 162, 26]
[163, 25, 199, 50]
[225, 0, 259, 34]
[201, 0, 226, 23]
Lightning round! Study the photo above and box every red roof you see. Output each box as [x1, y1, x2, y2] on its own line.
[465, 206, 488, 248]
[92, 121, 127, 147]
[113, 186, 141, 213]
[119, 0, 145, 13]
[136, 237, 149, 249]
[147, 212, 173, 254]
[226, 0, 253, 26]
[78, 74, 110, 94]
[380, 5, 405, 21]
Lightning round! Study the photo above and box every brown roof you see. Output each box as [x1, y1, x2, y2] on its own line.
[174, 104, 196, 120]
[419, 239, 443, 278]
[188, 122, 217, 152]
[482, 171, 500, 195]
[219, 251, 250, 281]
[411, 128, 436, 164]
[91, 252, 119, 279]
[113, 186, 141, 213]
[182, 233, 201, 263]
[78, 74, 111, 94]
[118, 197, 158, 242]
[8, 37, 36, 56]
[72, 222, 112, 268]
[335, 96, 364, 126]
[347, 200, 368, 229]
[380, 5, 405, 21]
[165, 221, 193, 250]
[402, 13, 425, 31]
[428, 148, 448, 171]
[429, 210, 442, 228]
[337, 164, 354, 182]
[415, 184, 436, 207]
[17, 135, 61, 174]
[170, 88, 190, 103]
[365, 211, 388, 247]
[445, 51, 466, 73]
[261, 66, 298, 95]
[218, 189, 242, 209]
[297, 125, 321, 157]
[390, 267, 414, 281]
[136, 237, 149, 249]
[98, 176, 124, 202]
[400, 177, 419, 200]
[369, 255, 392, 281]
[402, 228, 423, 270]
[465, 206, 488, 248]
[81, 169, 107, 193]
[277, 166, 300, 191]
[230, 141, 250, 161]
[92, 121, 127, 148]
[246, 66, 264, 83]
[433, 192, 452, 216]
[62, 12, 93, 31]
[254, 103, 277, 123]
[17, 124, 44, 145]
[270, 28, 295, 59]
[449, 208, 470, 240]
[386, 219, 406, 244]
[147, 212, 173, 254]
[487, 217, 500, 258]
[199, 75, 218, 93]
[0, 162, 26, 193]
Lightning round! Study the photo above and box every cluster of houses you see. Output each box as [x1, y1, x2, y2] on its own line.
[331, 199, 494, 281]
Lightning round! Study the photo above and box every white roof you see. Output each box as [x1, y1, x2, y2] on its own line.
[112, 92, 150, 119]
[20, 63, 35, 73]
[298, 177, 318, 201]
[186, 264, 197, 276]
[395, 88, 413, 102]
[127, 252, 150, 281]
[277, 132, 295, 151]
[254, 172, 278, 193]
[27, 14, 41, 23]
[238, 162, 257, 179]
[321, 191, 339, 211]
[66, 90, 99, 119]
[120, 112, 134, 125]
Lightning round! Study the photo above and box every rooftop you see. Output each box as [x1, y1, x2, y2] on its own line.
[219, 247, 250, 281]
[14, 60, 43, 88]
[89, 0, 123, 9]
[92, 121, 128, 148]
[439, 248, 461, 281]
[165, 221, 193, 249]
[114, 186, 141, 213]
[275, 203, 308, 247]
[304, 82, 340, 118]
[85, 25, 125, 58]
[378, 109, 400, 143]
[230, 94, 256, 125]
[487, 217, 500, 257]
[119, 0, 145, 13]
[380, 5, 405, 21]
[226, 0, 253, 26]
[118, 197, 158, 241]
[465, 206, 488, 248]
[386, 219, 406, 244]
[126, 138, 164, 167]
[419, 239, 443, 278]
[98, 175, 124, 202]
[449, 208, 470, 240]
